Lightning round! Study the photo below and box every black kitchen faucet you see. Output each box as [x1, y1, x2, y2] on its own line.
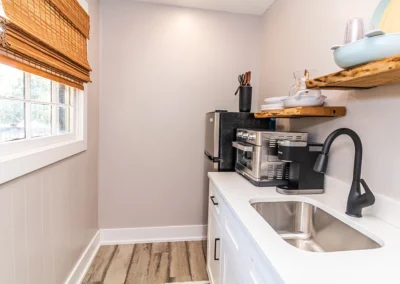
[313, 128, 375, 217]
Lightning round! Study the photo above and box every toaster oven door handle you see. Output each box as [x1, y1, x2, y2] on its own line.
[232, 142, 253, 152]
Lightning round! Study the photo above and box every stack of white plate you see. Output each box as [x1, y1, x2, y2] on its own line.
[260, 96, 288, 111]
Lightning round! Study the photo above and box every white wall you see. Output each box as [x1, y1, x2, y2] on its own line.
[99, 1, 262, 228]
[0, 0, 100, 283]
[259, 0, 400, 201]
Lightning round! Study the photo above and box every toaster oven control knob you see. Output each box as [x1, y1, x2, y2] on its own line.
[248, 134, 256, 141]
[242, 133, 249, 139]
[237, 131, 243, 138]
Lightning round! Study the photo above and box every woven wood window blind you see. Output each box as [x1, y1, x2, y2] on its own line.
[0, 0, 91, 90]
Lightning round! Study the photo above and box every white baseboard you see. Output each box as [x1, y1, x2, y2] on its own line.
[100, 224, 207, 245]
[166, 282, 209, 284]
[64, 230, 101, 284]
[65, 225, 207, 283]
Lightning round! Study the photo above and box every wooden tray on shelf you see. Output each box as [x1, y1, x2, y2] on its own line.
[254, 106, 346, 118]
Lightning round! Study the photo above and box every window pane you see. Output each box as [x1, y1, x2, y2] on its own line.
[56, 84, 70, 105]
[57, 106, 70, 134]
[0, 99, 25, 142]
[0, 65, 24, 99]
[31, 104, 51, 138]
[31, 75, 51, 102]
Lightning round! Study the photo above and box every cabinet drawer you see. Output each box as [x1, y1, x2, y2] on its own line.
[247, 265, 267, 284]
[221, 248, 248, 284]
[207, 206, 222, 284]
[222, 226, 245, 278]
[209, 182, 223, 216]
[223, 207, 282, 283]
[225, 235, 274, 284]
[224, 220, 241, 252]
[243, 240, 283, 284]
[224, 212, 246, 253]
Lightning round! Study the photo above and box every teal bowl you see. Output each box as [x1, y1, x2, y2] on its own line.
[333, 33, 400, 69]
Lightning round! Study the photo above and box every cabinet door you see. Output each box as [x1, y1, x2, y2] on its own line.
[222, 250, 246, 284]
[207, 207, 221, 284]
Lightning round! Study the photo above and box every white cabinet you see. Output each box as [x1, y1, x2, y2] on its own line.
[207, 182, 284, 284]
[222, 250, 246, 284]
[207, 193, 222, 284]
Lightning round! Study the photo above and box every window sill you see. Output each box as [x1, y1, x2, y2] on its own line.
[0, 139, 87, 185]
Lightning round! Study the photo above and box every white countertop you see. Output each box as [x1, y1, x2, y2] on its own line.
[208, 172, 400, 284]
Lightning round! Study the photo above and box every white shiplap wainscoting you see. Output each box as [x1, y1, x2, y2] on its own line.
[65, 225, 207, 284]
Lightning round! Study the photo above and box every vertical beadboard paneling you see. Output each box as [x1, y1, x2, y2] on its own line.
[69, 159, 86, 262]
[42, 170, 56, 284]
[26, 175, 44, 284]
[85, 157, 98, 243]
[11, 181, 30, 284]
[0, 155, 99, 284]
[0, 187, 15, 283]
[52, 162, 73, 283]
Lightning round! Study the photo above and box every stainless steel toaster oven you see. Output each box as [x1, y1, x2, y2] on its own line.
[233, 129, 308, 187]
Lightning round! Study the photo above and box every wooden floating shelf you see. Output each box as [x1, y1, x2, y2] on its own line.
[254, 106, 346, 118]
[306, 55, 400, 90]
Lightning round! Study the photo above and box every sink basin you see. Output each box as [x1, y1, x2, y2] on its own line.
[251, 201, 382, 253]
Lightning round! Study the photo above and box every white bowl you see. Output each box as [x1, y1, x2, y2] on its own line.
[263, 96, 288, 104]
[333, 32, 400, 69]
[282, 90, 326, 108]
[260, 104, 284, 111]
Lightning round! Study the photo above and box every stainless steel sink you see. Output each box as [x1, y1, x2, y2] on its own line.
[251, 201, 382, 252]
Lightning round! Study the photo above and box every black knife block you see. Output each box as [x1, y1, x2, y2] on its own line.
[239, 86, 252, 112]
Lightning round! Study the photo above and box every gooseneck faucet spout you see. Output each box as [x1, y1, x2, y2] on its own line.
[313, 128, 375, 218]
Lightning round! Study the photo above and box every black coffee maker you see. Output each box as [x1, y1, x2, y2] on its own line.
[276, 141, 325, 195]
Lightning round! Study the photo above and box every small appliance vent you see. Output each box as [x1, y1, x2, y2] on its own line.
[269, 138, 277, 148]
[267, 164, 284, 180]
[285, 163, 291, 179]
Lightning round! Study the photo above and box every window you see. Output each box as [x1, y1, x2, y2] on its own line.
[0, 63, 86, 184]
[0, 64, 76, 143]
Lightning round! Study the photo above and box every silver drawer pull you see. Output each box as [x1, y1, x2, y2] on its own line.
[232, 142, 253, 152]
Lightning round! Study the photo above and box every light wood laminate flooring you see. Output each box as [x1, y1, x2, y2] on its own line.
[83, 241, 209, 284]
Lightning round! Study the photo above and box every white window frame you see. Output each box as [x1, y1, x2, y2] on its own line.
[0, 84, 87, 185]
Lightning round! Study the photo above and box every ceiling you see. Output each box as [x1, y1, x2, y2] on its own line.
[135, 0, 275, 15]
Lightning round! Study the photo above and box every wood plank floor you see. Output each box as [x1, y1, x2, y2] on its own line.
[83, 241, 209, 284]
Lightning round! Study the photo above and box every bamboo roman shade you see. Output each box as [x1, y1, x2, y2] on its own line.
[0, 0, 91, 90]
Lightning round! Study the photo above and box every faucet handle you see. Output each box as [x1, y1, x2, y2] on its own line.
[360, 179, 375, 206]
[360, 179, 371, 194]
